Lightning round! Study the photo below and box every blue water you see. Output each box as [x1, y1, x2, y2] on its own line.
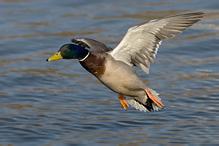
[0, 0, 218, 145]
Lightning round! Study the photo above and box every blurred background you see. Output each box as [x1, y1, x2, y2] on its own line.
[0, 0, 218, 145]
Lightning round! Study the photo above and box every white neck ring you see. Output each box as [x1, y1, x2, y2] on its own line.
[79, 52, 90, 62]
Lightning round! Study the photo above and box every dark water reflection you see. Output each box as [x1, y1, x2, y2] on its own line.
[0, 0, 219, 145]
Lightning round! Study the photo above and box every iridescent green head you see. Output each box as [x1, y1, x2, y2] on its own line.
[46, 44, 89, 61]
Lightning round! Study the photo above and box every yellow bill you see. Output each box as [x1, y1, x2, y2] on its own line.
[46, 52, 63, 61]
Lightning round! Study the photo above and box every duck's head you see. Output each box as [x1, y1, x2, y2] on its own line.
[46, 44, 89, 61]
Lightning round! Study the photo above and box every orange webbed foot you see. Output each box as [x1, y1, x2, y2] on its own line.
[145, 90, 164, 109]
[118, 94, 129, 110]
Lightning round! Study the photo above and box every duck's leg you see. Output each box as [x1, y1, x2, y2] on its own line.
[145, 90, 164, 109]
[118, 94, 129, 110]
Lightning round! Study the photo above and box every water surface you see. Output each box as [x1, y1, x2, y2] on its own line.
[0, 0, 219, 145]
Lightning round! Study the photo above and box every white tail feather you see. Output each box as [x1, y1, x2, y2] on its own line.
[126, 88, 162, 112]
[126, 96, 148, 112]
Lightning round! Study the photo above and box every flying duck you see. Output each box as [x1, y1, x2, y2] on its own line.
[46, 12, 204, 112]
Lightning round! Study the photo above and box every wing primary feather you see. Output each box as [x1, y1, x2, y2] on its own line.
[108, 12, 204, 74]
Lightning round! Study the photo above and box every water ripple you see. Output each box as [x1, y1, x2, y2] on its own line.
[0, 0, 218, 145]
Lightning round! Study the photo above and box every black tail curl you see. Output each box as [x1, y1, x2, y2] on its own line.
[134, 98, 154, 111]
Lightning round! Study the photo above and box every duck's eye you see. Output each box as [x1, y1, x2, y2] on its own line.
[65, 49, 70, 52]
[56, 53, 59, 56]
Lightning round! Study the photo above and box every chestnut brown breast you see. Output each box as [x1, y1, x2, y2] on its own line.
[79, 53, 106, 78]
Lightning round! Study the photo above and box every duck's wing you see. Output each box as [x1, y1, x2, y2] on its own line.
[71, 38, 112, 53]
[109, 12, 204, 74]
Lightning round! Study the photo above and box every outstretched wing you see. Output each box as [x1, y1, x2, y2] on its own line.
[71, 38, 112, 53]
[109, 12, 204, 74]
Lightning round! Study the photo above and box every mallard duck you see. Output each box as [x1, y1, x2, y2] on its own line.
[46, 12, 204, 112]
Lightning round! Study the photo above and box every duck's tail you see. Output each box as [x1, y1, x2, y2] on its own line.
[126, 89, 164, 112]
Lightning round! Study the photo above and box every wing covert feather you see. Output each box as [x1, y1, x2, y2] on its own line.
[72, 38, 112, 53]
